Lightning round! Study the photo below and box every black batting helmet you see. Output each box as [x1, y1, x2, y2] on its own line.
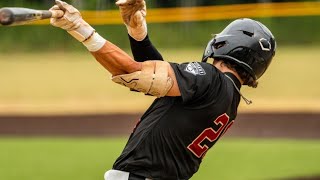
[202, 18, 276, 80]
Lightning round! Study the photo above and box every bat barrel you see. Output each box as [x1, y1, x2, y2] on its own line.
[0, 8, 14, 26]
[0, 8, 63, 26]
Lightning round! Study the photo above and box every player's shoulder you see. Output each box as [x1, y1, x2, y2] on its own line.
[170, 61, 218, 77]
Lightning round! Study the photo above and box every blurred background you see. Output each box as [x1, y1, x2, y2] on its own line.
[0, 0, 320, 180]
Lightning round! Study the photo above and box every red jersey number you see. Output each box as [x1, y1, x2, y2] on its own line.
[187, 113, 233, 158]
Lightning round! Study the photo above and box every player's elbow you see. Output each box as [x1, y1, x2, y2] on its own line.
[112, 61, 179, 98]
[126, 61, 142, 74]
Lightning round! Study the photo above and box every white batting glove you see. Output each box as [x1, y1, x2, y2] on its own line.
[50, 0, 95, 42]
[50, 0, 106, 52]
[116, 0, 147, 41]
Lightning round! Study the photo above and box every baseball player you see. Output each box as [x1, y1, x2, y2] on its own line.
[50, 0, 276, 180]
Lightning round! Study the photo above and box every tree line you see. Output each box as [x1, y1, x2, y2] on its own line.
[1, 0, 313, 10]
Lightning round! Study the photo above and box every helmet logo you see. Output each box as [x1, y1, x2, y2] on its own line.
[259, 38, 272, 51]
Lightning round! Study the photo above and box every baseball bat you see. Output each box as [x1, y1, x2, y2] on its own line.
[0, 7, 64, 26]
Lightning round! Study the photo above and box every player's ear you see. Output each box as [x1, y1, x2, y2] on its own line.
[220, 61, 225, 67]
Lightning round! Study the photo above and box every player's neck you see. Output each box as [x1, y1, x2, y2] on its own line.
[213, 61, 244, 84]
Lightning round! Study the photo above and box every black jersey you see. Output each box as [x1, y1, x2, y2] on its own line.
[113, 62, 241, 180]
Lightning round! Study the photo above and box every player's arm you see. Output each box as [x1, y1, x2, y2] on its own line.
[116, 0, 164, 62]
[50, 0, 180, 97]
[87, 40, 181, 97]
[90, 41, 180, 97]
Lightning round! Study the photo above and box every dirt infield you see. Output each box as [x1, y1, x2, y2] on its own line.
[0, 112, 319, 138]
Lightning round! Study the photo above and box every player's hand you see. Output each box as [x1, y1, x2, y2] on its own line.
[50, 0, 81, 31]
[50, 0, 95, 42]
[116, 0, 147, 41]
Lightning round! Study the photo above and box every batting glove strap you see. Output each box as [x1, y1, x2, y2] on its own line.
[67, 19, 95, 42]
[82, 32, 107, 52]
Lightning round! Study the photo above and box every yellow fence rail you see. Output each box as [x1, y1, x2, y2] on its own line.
[34, 2, 320, 25]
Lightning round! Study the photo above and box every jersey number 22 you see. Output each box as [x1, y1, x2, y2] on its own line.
[187, 113, 234, 158]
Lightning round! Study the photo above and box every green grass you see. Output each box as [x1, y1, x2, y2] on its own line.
[0, 138, 319, 180]
[0, 46, 319, 114]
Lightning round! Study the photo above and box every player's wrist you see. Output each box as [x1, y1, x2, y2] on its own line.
[82, 32, 107, 52]
[67, 20, 95, 42]
[126, 22, 147, 41]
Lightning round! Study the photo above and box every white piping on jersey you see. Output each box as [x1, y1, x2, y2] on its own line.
[224, 74, 253, 105]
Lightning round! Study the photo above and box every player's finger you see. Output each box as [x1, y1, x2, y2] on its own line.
[50, 18, 56, 25]
[141, 1, 147, 16]
[49, 5, 60, 11]
[50, 10, 65, 18]
[55, 0, 68, 11]
[64, 12, 80, 22]
[51, 18, 69, 28]
[130, 11, 140, 27]
[116, 0, 136, 6]
[51, 20, 68, 28]
[62, 18, 81, 30]
[115, 0, 128, 6]
[56, 0, 78, 13]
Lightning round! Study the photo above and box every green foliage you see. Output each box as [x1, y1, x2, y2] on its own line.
[1, 0, 319, 9]
[0, 25, 129, 52]
[0, 138, 319, 180]
[0, 16, 319, 52]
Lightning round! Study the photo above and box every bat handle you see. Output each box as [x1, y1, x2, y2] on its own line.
[45, 10, 64, 19]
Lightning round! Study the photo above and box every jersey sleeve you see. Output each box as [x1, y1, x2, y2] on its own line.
[170, 62, 220, 104]
[129, 34, 164, 62]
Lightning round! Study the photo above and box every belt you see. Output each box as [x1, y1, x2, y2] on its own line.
[104, 170, 151, 180]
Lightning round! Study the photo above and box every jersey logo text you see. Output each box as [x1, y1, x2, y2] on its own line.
[185, 62, 206, 76]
